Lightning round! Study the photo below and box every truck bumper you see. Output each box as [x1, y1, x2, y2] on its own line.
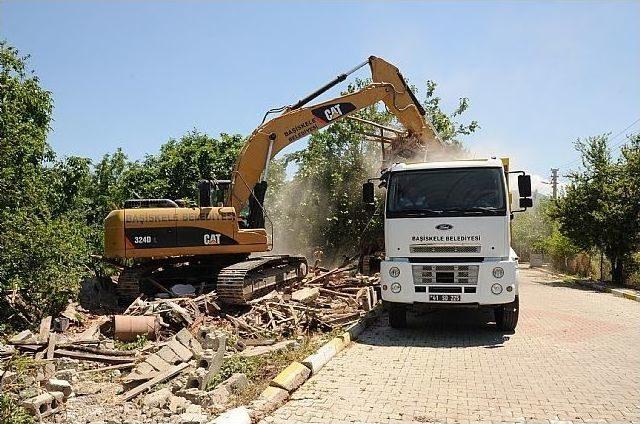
[380, 259, 517, 306]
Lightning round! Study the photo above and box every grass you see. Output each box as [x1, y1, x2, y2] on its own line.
[114, 334, 148, 351]
[0, 393, 34, 424]
[0, 354, 40, 424]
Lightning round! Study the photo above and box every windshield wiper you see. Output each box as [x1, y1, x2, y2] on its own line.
[398, 208, 444, 216]
[442, 207, 504, 215]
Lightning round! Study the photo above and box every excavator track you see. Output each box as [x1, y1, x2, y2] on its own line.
[217, 255, 308, 305]
[116, 267, 145, 305]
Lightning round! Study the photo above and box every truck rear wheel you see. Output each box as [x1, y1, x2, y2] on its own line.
[388, 303, 407, 328]
[495, 296, 519, 331]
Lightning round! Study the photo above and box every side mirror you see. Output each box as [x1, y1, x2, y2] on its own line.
[519, 198, 533, 208]
[362, 182, 375, 205]
[518, 175, 532, 198]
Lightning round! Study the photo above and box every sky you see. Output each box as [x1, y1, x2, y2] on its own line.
[2, 1, 639, 194]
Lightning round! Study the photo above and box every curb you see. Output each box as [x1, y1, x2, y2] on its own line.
[532, 266, 639, 303]
[574, 280, 640, 302]
[611, 288, 640, 302]
[219, 304, 383, 423]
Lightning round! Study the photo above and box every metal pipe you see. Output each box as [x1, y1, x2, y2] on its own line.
[346, 115, 406, 134]
[262, 138, 275, 182]
[289, 59, 369, 110]
[113, 315, 159, 342]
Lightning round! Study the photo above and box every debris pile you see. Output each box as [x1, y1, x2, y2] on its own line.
[0, 267, 379, 422]
[231, 268, 379, 341]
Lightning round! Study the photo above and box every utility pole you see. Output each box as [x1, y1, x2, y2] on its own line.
[550, 168, 559, 200]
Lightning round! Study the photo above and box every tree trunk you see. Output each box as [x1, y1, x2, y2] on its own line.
[610, 256, 624, 285]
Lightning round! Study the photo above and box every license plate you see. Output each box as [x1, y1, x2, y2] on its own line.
[429, 294, 461, 302]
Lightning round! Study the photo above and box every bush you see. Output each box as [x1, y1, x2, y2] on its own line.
[0, 211, 91, 329]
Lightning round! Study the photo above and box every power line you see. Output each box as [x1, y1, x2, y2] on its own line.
[555, 116, 640, 170]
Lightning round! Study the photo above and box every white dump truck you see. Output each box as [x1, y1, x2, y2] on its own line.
[363, 157, 532, 330]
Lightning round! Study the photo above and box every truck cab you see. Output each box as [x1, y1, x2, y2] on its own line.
[364, 158, 532, 330]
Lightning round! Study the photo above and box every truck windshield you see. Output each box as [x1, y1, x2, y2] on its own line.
[386, 167, 507, 218]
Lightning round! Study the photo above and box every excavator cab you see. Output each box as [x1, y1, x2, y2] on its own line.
[198, 179, 231, 208]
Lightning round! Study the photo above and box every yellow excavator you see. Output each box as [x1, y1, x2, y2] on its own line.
[103, 56, 442, 305]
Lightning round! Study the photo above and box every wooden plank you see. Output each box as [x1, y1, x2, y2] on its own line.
[302, 267, 348, 286]
[75, 317, 109, 342]
[147, 277, 174, 296]
[38, 316, 52, 342]
[46, 334, 57, 360]
[240, 338, 275, 347]
[165, 301, 193, 325]
[119, 362, 189, 402]
[77, 363, 135, 374]
[54, 349, 136, 364]
[239, 340, 296, 358]
[123, 295, 144, 315]
[58, 344, 136, 357]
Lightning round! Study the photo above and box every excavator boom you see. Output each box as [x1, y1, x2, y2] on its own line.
[103, 55, 441, 305]
[229, 56, 442, 214]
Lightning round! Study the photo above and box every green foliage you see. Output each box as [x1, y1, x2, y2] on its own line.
[542, 228, 580, 263]
[0, 41, 54, 212]
[0, 41, 245, 332]
[114, 334, 148, 351]
[551, 134, 640, 284]
[118, 131, 244, 202]
[0, 393, 34, 424]
[511, 196, 555, 259]
[0, 355, 39, 424]
[423, 80, 479, 147]
[0, 212, 92, 324]
[87, 131, 244, 211]
[0, 42, 93, 328]
[208, 355, 260, 388]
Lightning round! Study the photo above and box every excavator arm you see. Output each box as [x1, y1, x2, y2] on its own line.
[229, 56, 442, 223]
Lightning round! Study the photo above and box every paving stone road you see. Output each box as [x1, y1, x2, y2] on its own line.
[261, 266, 640, 424]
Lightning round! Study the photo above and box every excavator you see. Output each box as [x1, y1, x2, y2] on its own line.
[103, 56, 442, 305]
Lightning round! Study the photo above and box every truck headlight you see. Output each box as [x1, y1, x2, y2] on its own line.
[491, 283, 503, 295]
[389, 267, 400, 278]
[391, 283, 401, 293]
[492, 267, 504, 279]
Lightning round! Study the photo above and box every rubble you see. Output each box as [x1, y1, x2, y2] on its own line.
[291, 287, 320, 304]
[226, 267, 379, 340]
[21, 391, 65, 419]
[1, 265, 379, 422]
[143, 387, 173, 409]
[45, 378, 74, 399]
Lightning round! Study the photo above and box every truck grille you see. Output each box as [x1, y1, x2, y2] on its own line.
[412, 265, 479, 285]
[409, 244, 481, 253]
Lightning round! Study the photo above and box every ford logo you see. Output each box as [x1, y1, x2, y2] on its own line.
[435, 224, 453, 231]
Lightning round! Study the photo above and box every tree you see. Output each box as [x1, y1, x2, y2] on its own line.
[511, 195, 555, 260]
[551, 134, 640, 284]
[0, 41, 53, 211]
[0, 42, 93, 329]
[96, 131, 245, 205]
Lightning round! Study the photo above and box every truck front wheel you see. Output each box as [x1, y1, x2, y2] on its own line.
[494, 296, 519, 331]
[388, 303, 407, 328]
